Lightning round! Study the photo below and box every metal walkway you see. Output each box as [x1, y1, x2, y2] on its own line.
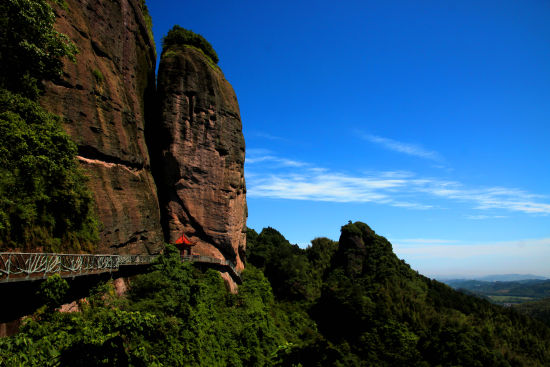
[0, 252, 241, 284]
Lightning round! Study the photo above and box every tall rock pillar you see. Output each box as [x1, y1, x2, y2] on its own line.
[40, 0, 163, 254]
[155, 45, 247, 273]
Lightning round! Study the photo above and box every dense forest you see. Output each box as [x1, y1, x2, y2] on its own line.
[515, 298, 550, 328]
[1, 222, 550, 366]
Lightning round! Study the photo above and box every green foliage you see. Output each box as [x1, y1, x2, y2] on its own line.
[37, 274, 69, 310]
[515, 297, 550, 327]
[138, 0, 155, 54]
[2, 225, 550, 366]
[162, 25, 219, 64]
[249, 222, 550, 366]
[0, 0, 78, 98]
[0, 89, 99, 251]
[247, 227, 321, 301]
[91, 69, 104, 83]
[0, 0, 98, 252]
[127, 244, 284, 366]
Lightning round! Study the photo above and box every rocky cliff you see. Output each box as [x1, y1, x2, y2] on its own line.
[154, 45, 247, 272]
[38, 1, 247, 273]
[40, 0, 163, 254]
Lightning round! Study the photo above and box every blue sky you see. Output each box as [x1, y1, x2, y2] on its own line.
[148, 0, 550, 278]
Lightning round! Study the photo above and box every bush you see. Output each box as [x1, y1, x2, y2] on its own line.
[91, 69, 104, 83]
[0, 0, 78, 98]
[0, 89, 99, 252]
[162, 25, 219, 64]
[138, 0, 155, 53]
[37, 274, 69, 310]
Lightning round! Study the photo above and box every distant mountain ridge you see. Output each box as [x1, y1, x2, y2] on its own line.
[477, 274, 549, 282]
[437, 274, 548, 282]
[443, 278, 550, 305]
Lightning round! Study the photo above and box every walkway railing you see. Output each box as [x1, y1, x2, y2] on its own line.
[0, 252, 241, 283]
[0, 253, 121, 283]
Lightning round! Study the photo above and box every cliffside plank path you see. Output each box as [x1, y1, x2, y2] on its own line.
[0, 234, 242, 285]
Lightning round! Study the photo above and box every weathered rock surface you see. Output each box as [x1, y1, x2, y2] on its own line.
[154, 46, 247, 271]
[40, 0, 163, 254]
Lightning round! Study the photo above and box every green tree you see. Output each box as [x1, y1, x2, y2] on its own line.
[0, 90, 98, 251]
[37, 274, 69, 311]
[0, 0, 97, 252]
[0, 0, 77, 98]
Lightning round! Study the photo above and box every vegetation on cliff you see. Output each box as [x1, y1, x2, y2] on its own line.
[2, 223, 549, 366]
[0, 0, 77, 99]
[162, 25, 219, 64]
[0, 0, 98, 251]
[138, 0, 155, 54]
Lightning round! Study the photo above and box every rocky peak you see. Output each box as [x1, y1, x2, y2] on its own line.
[153, 44, 247, 272]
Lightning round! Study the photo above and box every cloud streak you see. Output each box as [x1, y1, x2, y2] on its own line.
[246, 149, 307, 167]
[246, 151, 550, 215]
[361, 134, 444, 162]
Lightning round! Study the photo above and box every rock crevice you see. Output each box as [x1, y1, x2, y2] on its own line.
[40, 2, 247, 272]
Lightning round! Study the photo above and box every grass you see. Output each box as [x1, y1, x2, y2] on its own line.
[92, 69, 104, 83]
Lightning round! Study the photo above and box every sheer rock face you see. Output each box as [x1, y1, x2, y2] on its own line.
[155, 46, 247, 271]
[40, 0, 163, 254]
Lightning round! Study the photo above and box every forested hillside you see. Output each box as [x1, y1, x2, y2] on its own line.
[2, 222, 549, 366]
[515, 298, 550, 327]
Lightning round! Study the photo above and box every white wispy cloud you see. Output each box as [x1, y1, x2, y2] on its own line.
[416, 181, 550, 214]
[249, 171, 427, 207]
[245, 151, 550, 215]
[466, 215, 508, 220]
[361, 133, 444, 162]
[246, 149, 307, 167]
[252, 131, 289, 142]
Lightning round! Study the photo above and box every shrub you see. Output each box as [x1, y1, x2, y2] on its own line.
[0, 0, 77, 98]
[37, 274, 69, 310]
[0, 89, 99, 252]
[138, 0, 155, 53]
[162, 25, 219, 64]
[91, 69, 104, 83]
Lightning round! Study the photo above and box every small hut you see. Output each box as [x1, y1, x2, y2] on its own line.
[174, 232, 196, 257]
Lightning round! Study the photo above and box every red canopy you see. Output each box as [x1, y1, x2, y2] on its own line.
[175, 233, 193, 246]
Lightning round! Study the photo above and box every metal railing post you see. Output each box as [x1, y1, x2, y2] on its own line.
[44, 254, 49, 279]
[6, 254, 11, 281]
